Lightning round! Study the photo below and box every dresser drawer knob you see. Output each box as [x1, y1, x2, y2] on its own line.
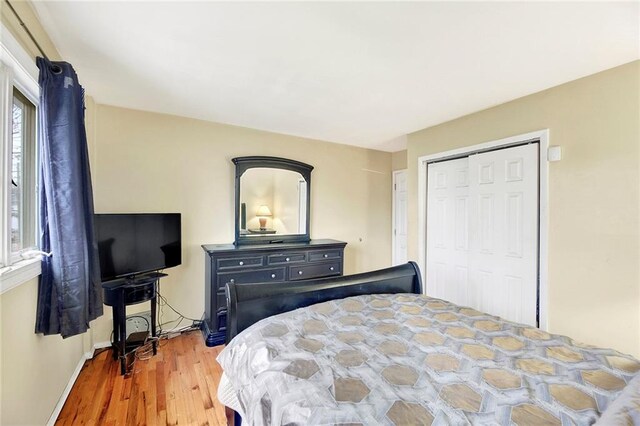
[330, 267, 334, 271]
[230, 279, 235, 284]
[239, 261, 244, 266]
[286, 257, 290, 262]
[298, 270, 303, 275]
[271, 274, 276, 279]
[323, 254, 329, 258]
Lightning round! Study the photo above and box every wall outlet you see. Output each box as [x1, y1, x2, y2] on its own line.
[126, 311, 152, 337]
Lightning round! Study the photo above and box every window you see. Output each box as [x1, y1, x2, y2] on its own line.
[10, 88, 36, 257]
[0, 22, 41, 291]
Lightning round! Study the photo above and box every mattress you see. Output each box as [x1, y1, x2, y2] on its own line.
[217, 293, 640, 425]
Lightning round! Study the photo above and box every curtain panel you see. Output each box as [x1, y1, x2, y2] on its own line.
[35, 57, 102, 337]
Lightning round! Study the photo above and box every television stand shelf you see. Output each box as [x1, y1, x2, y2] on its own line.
[102, 272, 167, 375]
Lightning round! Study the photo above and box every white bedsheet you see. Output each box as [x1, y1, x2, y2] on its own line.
[596, 374, 640, 425]
[217, 372, 245, 420]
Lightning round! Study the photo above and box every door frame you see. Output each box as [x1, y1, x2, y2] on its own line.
[417, 129, 550, 330]
[392, 169, 408, 265]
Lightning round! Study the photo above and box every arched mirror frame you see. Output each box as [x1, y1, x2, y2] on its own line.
[233, 156, 313, 245]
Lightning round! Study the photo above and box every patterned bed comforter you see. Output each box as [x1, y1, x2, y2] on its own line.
[216, 294, 640, 425]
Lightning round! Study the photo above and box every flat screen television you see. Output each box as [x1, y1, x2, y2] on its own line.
[95, 213, 181, 282]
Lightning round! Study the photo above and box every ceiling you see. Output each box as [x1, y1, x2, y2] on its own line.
[32, 1, 639, 151]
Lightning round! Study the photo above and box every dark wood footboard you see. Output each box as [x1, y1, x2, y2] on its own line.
[225, 261, 422, 342]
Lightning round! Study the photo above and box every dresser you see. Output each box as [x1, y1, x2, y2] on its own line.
[202, 239, 347, 346]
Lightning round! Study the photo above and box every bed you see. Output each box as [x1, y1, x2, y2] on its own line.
[216, 262, 640, 425]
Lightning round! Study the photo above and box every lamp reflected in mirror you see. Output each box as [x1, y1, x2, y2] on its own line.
[256, 205, 272, 230]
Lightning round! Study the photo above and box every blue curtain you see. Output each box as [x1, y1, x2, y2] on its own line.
[35, 57, 103, 337]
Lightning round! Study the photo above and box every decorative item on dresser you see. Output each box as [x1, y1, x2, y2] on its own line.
[201, 239, 346, 346]
[201, 156, 347, 346]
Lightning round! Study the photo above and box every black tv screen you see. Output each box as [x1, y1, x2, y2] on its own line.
[95, 213, 181, 281]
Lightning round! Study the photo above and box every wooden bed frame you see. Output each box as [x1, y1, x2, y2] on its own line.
[222, 261, 423, 424]
[225, 261, 423, 341]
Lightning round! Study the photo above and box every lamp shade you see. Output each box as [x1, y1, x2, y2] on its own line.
[256, 205, 272, 217]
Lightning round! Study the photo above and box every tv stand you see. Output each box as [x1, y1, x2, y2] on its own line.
[102, 272, 168, 375]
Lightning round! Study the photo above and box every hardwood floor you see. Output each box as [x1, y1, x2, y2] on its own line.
[55, 331, 228, 425]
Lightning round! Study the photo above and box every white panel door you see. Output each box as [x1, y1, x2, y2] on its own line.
[393, 170, 408, 265]
[426, 144, 539, 326]
[468, 144, 539, 326]
[426, 158, 470, 306]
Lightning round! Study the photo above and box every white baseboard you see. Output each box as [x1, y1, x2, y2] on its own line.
[86, 341, 112, 359]
[46, 341, 112, 426]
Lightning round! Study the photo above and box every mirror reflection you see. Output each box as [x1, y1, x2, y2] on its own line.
[239, 168, 308, 237]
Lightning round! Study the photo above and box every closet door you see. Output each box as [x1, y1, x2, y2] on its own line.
[426, 157, 470, 306]
[426, 144, 539, 326]
[468, 144, 539, 326]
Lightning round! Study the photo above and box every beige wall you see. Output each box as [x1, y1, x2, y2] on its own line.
[407, 61, 640, 356]
[392, 150, 407, 170]
[0, 279, 85, 425]
[90, 105, 393, 340]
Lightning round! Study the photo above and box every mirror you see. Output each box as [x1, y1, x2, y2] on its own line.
[233, 157, 313, 245]
[239, 168, 307, 237]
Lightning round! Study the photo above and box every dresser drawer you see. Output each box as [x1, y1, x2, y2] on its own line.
[217, 256, 263, 270]
[217, 267, 286, 289]
[308, 249, 342, 262]
[267, 252, 306, 265]
[289, 261, 341, 281]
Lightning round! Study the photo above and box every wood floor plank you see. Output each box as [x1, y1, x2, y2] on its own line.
[156, 360, 167, 413]
[104, 370, 124, 423]
[125, 366, 141, 425]
[158, 409, 167, 426]
[166, 397, 178, 426]
[205, 407, 222, 426]
[91, 349, 118, 423]
[145, 366, 158, 425]
[194, 362, 214, 410]
[55, 331, 227, 425]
